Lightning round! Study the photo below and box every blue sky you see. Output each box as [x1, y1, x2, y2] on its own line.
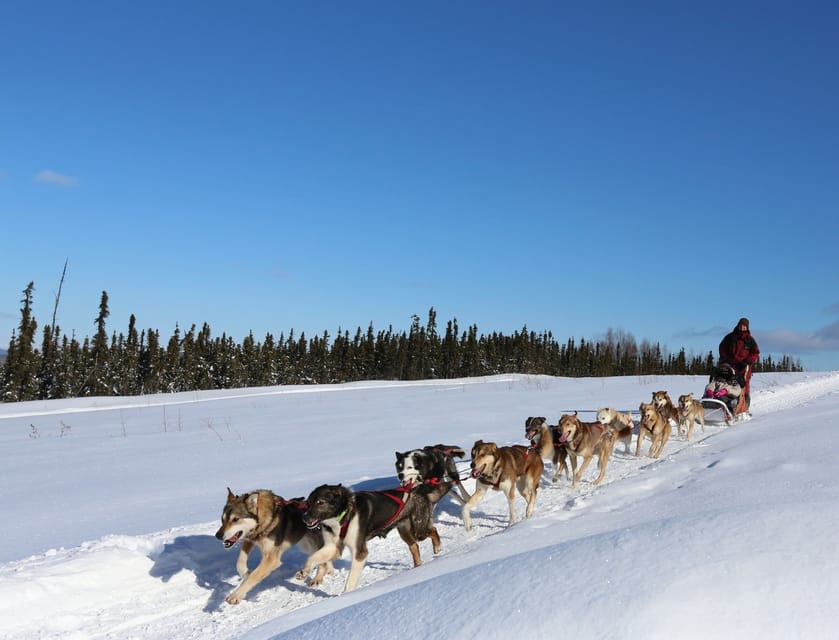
[2, 1, 838, 370]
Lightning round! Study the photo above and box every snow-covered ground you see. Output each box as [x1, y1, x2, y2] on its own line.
[1, 372, 837, 639]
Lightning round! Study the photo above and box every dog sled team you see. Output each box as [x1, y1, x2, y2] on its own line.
[215, 388, 721, 604]
[214, 316, 759, 602]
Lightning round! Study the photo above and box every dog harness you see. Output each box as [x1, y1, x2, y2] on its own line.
[368, 488, 411, 537]
[338, 488, 412, 539]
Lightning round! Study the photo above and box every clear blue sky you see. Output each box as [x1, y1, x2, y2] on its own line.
[2, 1, 838, 370]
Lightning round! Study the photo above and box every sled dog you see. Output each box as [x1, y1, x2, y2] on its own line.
[298, 481, 451, 593]
[652, 390, 679, 425]
[395, 444, 471, 503]
[462, 439, 543, 531]
[556, 412, 617, 488]
[637, 401, 671, 458]
[595, 407, 635, 454]
[524, 416, 571, 482]
[677, 392, 706, 441]
[215, 488, 333, 604]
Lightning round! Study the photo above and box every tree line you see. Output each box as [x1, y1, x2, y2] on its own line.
[1, 283, 802, 403]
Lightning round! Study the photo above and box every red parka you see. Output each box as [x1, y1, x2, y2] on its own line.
[719, 325, 759, 369]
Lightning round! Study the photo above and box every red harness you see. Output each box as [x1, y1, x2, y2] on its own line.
[341, 487, 411, 539]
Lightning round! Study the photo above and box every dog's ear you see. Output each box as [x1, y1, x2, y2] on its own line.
[245, 492, 260, 514]
[226, 487, 236, 503]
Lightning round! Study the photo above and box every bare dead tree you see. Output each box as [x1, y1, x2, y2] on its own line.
[51, 258, 68, 345]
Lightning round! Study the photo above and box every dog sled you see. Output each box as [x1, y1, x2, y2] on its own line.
[701, 362, 751, 425]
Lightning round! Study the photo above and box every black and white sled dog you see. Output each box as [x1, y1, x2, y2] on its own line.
[394, 444, 471, 503]
[297, 481, 451, 593]
[215, 488, 333, 604]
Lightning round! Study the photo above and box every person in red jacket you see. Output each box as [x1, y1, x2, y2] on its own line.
[718, 317, 760, 409]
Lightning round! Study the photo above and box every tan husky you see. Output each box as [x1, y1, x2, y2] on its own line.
[462, 440, 543, 531]
[678, 393, 706, 441]
[637, 402, 671, 458]
[556, 412, 618, 488]
[652, 390, 679, 425]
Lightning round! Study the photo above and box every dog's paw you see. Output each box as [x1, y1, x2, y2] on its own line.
[225, 592, 243, 605]
[294, 569, 308, 582]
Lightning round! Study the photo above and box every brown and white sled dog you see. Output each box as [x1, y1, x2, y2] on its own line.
[595, 407, 634, 454]
[524, 416, 571, 483]
[297, 481, 451, 593]
[677, 393, 706, 441]
[637, 401, 671, 458]
[556, 412, 617, 488]
[215, 488, 333, 604]
[395, 444, 471, 503]
[462, 439, 543, 531]
[652, 390, 679, 426]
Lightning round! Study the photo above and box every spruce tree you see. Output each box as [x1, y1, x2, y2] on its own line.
[3, 282, 39, 401]
[38, 324, 60, 398]
[122, 315, 141, 394]
[90, 291, 111, 395]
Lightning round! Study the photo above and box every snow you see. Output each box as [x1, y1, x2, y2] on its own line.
[1, 372, 838, 639]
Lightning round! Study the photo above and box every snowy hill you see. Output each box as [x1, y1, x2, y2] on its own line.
[1, 372, 838, 639]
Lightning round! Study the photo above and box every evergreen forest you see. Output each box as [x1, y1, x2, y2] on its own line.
[1, 282, 802, 403]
